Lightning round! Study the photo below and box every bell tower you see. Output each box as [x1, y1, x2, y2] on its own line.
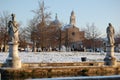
[70, 10, 76, 26]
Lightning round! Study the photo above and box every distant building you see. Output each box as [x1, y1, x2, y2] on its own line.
[33, 11, 85, 51]
[62, 11, 85, 50]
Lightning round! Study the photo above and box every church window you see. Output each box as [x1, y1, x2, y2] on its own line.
[72, 32, 75, 36]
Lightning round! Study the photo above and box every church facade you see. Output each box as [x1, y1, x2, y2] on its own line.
[34, 11, 85, 51]
[61, 11, 85, 50]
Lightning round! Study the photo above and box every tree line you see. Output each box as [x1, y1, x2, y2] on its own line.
[0, 1, 120, 52]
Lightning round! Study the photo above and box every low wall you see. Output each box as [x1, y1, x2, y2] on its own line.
[22, 62, 104, 68]
[1, 66, 120, 79]
[1, 61, 120, 68]
[1, 62, 120, 79]
[0, 62, 104, 68]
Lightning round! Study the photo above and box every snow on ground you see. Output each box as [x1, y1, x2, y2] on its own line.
[0, 52, 120, 63]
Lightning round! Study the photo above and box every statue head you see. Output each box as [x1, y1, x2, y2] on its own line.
[11, 13, 15, 21]
[109, 23, 112, 26]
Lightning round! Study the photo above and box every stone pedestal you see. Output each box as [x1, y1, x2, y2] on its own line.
[104, 46, 117, 66]
[5, 42, 21, 68]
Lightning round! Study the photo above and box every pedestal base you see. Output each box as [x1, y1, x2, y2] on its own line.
[104, 45, 117, 67]
[5, 42, 21, 68]
[104, 56, 117, 67]
[5, 57, 21, 68]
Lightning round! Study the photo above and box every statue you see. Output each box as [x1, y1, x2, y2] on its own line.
[104, 23, 117, 66]
[8, 14, 19, 43]
[5, 13, 21, 68]
[106, 23, 115, 46]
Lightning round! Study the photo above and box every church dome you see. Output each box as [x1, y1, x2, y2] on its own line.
[50, 14, 61, 27]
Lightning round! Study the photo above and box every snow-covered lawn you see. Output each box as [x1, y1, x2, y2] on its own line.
[0, 52, 120, 63]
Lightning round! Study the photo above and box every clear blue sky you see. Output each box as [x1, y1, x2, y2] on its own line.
[0, 0, 120, 36]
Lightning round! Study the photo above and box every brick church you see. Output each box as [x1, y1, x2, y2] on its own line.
[34, 11, 85, 51]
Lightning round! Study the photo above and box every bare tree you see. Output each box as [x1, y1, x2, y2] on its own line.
[0, 11, 10, 52]
[84, 23, 100, 39]
[115, 27, 120, 48]
[115, 28, 120, 38]
[19, 27, 29, 50]
[83, 23, 101, 52]
[31, 1, 51, 25]
[27, 1, 51, 51]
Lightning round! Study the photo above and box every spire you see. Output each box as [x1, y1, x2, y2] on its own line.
[71, 10, 75, 16]
[55, 13, 58, 20]
[70, 10, 76, 26]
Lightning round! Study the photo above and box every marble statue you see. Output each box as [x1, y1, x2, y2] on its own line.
[106, 23, 115, 46]
[8, 14, 19, 43]
[5, 13, 21, 68]
[104, 23, 117, 66]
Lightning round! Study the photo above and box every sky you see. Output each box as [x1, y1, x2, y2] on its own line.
[0, 0, 120, 37]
